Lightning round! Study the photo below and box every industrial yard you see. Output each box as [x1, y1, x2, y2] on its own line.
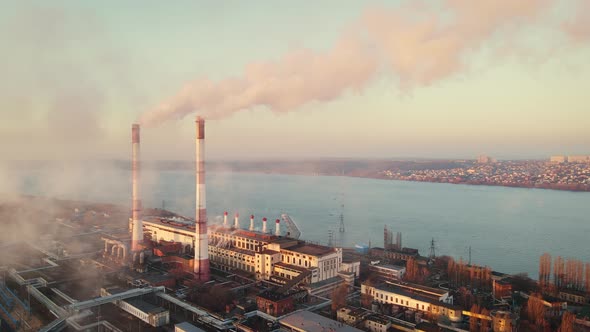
[1, 118, 589, 332]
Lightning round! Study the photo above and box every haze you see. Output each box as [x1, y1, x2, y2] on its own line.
[1, 0, 589, 161]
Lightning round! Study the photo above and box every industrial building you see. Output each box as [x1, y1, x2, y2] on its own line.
[175, 321, 207, 332]
[368, 263, 406, 281]
[140, 216, 346, 285]
[280, 310, 364, 332]
[101, 288, 170, 327]
[361, 281, 462, 323]
[128, 117, 351, 290]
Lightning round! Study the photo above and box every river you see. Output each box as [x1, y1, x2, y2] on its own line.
[8, 166, 590, 279]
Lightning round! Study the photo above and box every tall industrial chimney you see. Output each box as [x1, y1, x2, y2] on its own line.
[131, 124, 143, 252]
[194, 116, 210, 281]
[223, 212, 228, 228]
[249, 215, 255, 231]
[234, 213, 240, 229]
[262, 218, 268, 233]
[275, 219, 280, 236]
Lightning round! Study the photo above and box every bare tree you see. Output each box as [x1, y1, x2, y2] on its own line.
[479, 308, 490, 332]
[405, 257, 421, 282]
[331, 283, 349, 312]
[525, 293, 547, 329]
[554, 256, 565, 288]
[557, 311, 575, 332]
[539, 253, 551, 289]
[469, 304, 481, 332]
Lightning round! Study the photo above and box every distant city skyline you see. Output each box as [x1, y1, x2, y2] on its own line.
[1, 1, 589, 161]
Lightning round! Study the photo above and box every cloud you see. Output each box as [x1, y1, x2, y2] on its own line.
[141, 0, 573, 126]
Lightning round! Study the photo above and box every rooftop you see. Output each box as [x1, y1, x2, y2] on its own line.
[139, 273, 176, 284]
[339, 306, 366, 317]
[260, 249, 280, 255]
[286, 243, 335, 256]
[280, 310, 364, 332]
[365, 313, 390, 325]
[371, 264, 405, 271]
[385, 281, 448, 297]
[211, 226, 278, 242]
[371, 283, 458, 309]
[125, 298, 167, 314]
[174, 321, 206, 332]
[275, 262, 309, 273]
[308, 276, 343, 289]
[415, 321, 443, 332]
[257, 290, 293, 302]
[143, 218, 194, 232]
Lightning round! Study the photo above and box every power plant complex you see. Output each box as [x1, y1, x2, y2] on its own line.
[0, 116, 585, 332]
[126, 116, 353, 288]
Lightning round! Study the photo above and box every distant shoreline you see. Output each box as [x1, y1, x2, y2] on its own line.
[209, 169, 590, 193]
[3, 158, 588, 193]
[376, 177, 590, 192]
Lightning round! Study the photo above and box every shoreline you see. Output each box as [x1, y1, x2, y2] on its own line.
[208, 170, 590, 193]
[375, 176, 590, 192]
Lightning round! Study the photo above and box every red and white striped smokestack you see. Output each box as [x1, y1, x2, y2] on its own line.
[262, 217, 268, 233]
[234, 213, 239, 229]
[194, 116, 210, 281]
[275, 219, 280, 236]
[131, 124, 143, 252]
[223, 211, 228, 228]
[249, 215, 255, 231]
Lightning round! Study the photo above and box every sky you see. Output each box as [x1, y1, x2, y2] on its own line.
[1, 0, 589, 161]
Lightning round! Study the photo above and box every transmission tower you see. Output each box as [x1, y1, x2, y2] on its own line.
[338, 204, 345, 233]
[328, 230, 334, 247]
[428, 238, 436, 260]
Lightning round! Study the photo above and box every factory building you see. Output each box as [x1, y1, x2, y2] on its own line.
[369, 264, 406, 281]
[256, 290, 296, 316]
[101, 288, 170, 327]
[175, 322, 207, 332]
[361, 282, 461, 323]
[280, 310, 364, 332]
[141, 217, 195, 254]
[139, 217, 344, 285]
[210, 225, 343, 284]
[364, 314, 391, 332]
[129, 115, 351, 287]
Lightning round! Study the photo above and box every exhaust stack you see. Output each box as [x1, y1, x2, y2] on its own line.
[249, 215, 255, 231]
[223, 212, 228, 228]
[131, 124, 143, 252]
[275, 219, 280, 236]
[193, 116, 210, 281]
[262, 218, 268, 233]
[234, 213, 240, 229]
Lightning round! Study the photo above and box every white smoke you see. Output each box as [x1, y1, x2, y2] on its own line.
[140, 0, 588, 126]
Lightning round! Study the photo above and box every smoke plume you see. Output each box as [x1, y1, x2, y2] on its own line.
[563, 0, 590, 42]
[140, 0, 588, 126]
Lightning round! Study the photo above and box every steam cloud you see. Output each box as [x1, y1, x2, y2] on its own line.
[140, 0, 589, 126]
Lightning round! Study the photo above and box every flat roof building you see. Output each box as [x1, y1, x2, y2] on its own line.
[280, 310, 364, 332]
[175, 322, 206, 332]
[140, 217, 345, 286]
[361, 282, 461, 323]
